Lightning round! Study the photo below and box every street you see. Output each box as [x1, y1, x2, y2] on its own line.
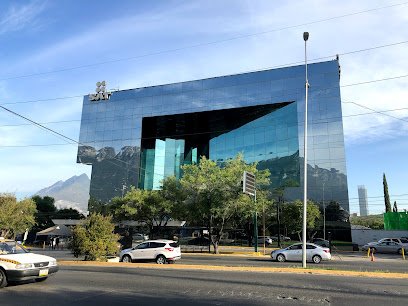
[1, 265, 407, 305]
[34, 248, 408, 274]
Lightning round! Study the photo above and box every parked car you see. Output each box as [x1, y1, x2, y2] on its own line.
[131, 233, 149, 247]
[271, 235, 291, 242]
[361, 241, 405, 254]
[0, 238, 59, 288]
[366, 238, 408, 248]
[255, 236, 273, 245]
[271, 242, 331, 264]
[132, 233, 149, 242]
[120, 240, 181, 264]
[309, 238, 330, 248]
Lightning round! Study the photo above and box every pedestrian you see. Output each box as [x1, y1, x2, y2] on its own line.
[52, 237, 56, 250]
[56, 237, 60, 250]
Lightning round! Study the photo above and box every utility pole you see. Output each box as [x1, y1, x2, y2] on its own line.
[323, 182, 326, 240]
[302, 31, 310, 269]
[277, 196, 282, 248]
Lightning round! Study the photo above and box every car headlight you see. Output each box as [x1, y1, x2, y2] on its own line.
[49, 260, 57, 266]
[15, 263, 34, 269]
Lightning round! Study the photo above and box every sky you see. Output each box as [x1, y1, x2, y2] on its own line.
[0, 0, 407, 215]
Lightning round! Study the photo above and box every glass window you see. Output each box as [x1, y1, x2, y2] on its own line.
[135, 242, 149, 249]
[148, 242, 166, 248]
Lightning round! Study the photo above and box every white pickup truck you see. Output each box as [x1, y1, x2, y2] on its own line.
[0, 238, 59, 288]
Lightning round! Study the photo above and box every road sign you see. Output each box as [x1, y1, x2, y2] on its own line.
[243, 171, 256, 196]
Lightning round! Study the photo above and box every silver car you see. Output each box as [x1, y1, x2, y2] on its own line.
[257, 236, 273, 245]
[271, 243, 331, 264]
[362, 241, 405, 254]
[375, 238, 408, 248]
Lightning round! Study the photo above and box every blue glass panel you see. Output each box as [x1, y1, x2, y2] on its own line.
[79, 60, 349, 242]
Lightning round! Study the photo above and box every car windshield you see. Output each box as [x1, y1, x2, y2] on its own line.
[0, 241, 29, 255]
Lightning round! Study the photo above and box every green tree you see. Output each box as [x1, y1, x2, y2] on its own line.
[69, 213, 119, 261]
[0, 194, 37, 238]
[171, 154, 270, 254]
[350, 214, 383, 229]
[54, 208, 85, 219]
[383, 173, 391, 212]
[109, 187, 174, 236]
[280, 200, 321, 240]
[393, 201, 398, 212]
[32, 195, 57, 229]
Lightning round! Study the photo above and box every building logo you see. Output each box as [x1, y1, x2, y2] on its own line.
[89, 81, 111, 102]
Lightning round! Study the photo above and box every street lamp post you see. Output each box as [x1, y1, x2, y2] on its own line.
[323, 182, 326, 240]
[302, 31, 309, 269]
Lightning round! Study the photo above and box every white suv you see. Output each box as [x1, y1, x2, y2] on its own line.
[120, 240, 181, 264]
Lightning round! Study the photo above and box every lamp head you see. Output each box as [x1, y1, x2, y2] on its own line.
[303, 32, 309, 41]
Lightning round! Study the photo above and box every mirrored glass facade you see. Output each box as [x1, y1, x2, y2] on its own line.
[78, 60, 350, 240]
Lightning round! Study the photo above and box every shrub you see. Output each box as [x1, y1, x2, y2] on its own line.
[69, 213, 119, 261]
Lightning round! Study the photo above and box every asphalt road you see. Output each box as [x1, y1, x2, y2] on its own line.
[1, 265, 407, 305]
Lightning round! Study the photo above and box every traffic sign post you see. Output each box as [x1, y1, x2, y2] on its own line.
[243, 171, 257, 252]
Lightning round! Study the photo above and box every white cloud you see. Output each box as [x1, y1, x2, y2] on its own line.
[0, 0, 46, 35]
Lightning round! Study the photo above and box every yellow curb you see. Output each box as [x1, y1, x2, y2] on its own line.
[183, 251, 264, 257]
[58, 261, 408, 279]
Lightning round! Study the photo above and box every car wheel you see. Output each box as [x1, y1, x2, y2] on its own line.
[35, 277, 48, 282]
[398, 248, 403, 255]
[0, 269, 7, 288]
[156, 255, 167, 264]
[121, 255, 132, 263]
[276, 254, 286, 262]
[312, 255, 322, 264]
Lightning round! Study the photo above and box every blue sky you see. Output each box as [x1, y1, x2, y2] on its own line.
[0, 0, 407, 215]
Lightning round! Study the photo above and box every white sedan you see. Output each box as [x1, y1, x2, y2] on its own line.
[271, 243, 331, 264]
[0, 238, 58, 288]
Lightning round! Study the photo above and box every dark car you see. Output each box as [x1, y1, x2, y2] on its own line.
[271, 235, 291, 242]
[309, 238, 330, 248]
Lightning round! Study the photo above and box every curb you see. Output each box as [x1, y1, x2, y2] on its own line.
[58, 260, 408, 279]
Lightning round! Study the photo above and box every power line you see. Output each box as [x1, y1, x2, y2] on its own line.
[1, 66, 408, 108]
[0, 143, 74, 148]
[343, 101, 408, 123]
[341, 74, 408, 88]
[1, 103, 408, 128]
[1, 1, 407, 82]
[0, 95, 83, 106]
[0, 105, 78, 145]
[0, 104, 165, 179]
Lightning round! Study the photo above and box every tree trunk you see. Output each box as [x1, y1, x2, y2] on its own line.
[211, 235, 220, 254]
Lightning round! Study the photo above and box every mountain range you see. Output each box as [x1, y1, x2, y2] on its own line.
[35, 173, 90, 213]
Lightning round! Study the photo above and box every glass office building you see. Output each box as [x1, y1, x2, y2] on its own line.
[77, 59, 350, 240]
